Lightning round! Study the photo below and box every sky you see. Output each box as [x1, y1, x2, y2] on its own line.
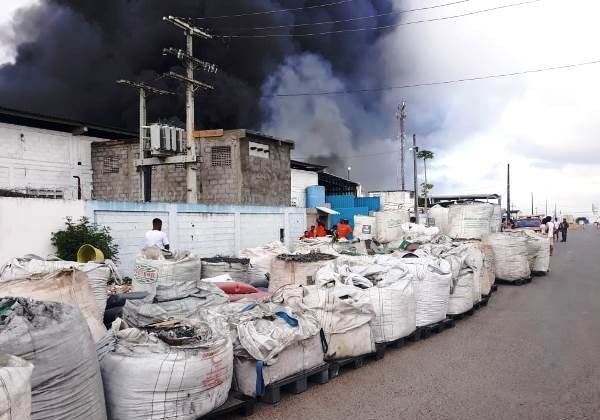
[1, 0, 599, 218]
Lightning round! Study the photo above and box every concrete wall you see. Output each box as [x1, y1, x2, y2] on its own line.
[0, 122, 101, 199]
[197, 131, 242, 204]
[291, 169, 318, 207]
[91, 141, 141, 201]
[0, 197, 85, 263]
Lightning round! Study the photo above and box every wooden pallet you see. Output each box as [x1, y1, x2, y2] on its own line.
[447, 307, 476, 321]
[496, 277, 532, 286]
[480, 294, 490, 307]
[260, 363, 330, 404]
[202, 392, 255, 419]
[491, 284, 498, 293]
[416, 318, 455, 339]
[531, 271, 548, 277]
[328, 354, 371, 379]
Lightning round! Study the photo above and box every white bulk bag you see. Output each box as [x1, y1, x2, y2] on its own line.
[374, 210, 409, 243]
[0, 298, 107, 420]
[447, 203, 494, 240]
[485, 233, 531, 281]
[400, 223, 440, 243]
[0, 354, 33, 420]
[133, 249, 200, 302]
[445, 246, 477, 315]
[400, 257, 452, 327]
[100, 318, 233, 420]
[201, 258, 252, 283]
[523, 231, 550, 273]
[354, 216, 377, 241]
[0, 255, 119, 319]
[239, 241, 289, 283]
[479, 242, 496, 296]
[269, 254, 337, 292]
[429, 205, 449, 235]
[491, 205, 502, 233]
[0, 269, 106, 342]
[303, 282, 376, 359]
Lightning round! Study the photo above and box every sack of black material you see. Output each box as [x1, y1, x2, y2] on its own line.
[0, 354, 33, 420]
[0, 298, 106, 420]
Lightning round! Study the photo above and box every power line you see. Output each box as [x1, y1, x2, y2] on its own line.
[193, 0, 355, 21]
[267, 58, 600, 97]
[217, 0, 541, 38]
[293, 150, 400, 160]
[220, 0, 472, 32]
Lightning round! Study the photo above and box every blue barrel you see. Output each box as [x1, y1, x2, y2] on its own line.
[306, 185, 326, 208]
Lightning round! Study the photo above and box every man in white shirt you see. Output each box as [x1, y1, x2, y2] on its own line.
[145, 218, 170, 250]
[545, 216, 555, 256]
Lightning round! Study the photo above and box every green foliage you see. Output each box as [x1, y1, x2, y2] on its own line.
[51, 217, 119, 262]
[421, 182, 434, 197]
[416, 150, 435, 160]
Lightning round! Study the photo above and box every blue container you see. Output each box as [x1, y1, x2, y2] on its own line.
[330, 207, 369, 230]
[326, 195, 355, 209]
[354, 197, 381, 213]
[306, 185, 326, 208]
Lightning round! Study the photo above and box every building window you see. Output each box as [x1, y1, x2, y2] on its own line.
[211, 146, 232, 167]
[249, 141, 270, 159]
[103, 156, 120, 174]
[175, 163, 185, 169]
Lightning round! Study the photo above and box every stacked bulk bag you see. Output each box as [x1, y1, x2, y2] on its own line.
[303, 281, 376, 359]
[447, 202, 494, 240]
[491, 205, 502, 233]
[0, 269, 106, 341]
[354, 216, 377, 241]
[429, 205, 449, 235]
[400, 257, 452, 327]
[100, 317, 232, 420]
[0, 298, 107, 420]
[374, 210, 409, 243]
[478, 242, 496, 296]
[523, 231, 550, 274]
[239, 241, 289, 286]
[133, 248, 200, 302]
[0, 255, 119, 319]
[269, 253, 337, 291]
[216, 296, 324, 397]
[485, 233, 531, 282]
[0, 354, 33, 420]
[201, 257, 253, 283]
[122, 280, 228, 327]
[400, 223, 440, 243]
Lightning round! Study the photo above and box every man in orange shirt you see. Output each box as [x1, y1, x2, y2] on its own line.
[307, 225, 316, 238]
[337, 219, 352, 239]
[316, 221, 327, 237]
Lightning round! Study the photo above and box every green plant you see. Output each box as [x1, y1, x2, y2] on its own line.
[421, 182, 434, 197]
[51, 217, 119, 262]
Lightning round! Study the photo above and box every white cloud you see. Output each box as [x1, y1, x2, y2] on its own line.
[0, 0, 39, 65]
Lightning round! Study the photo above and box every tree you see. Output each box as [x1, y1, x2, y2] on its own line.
[416, 150, 435, 222]
[51, 217, 119, 262]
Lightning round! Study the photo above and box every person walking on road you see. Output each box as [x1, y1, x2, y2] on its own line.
[554, 218, 560, 241]
[559, 218, 569, 242]
[543, 216, 555, 255]
[145, 218, 170, 250]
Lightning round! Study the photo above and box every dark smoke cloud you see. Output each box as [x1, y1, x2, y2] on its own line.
[0, 0, 396, 131]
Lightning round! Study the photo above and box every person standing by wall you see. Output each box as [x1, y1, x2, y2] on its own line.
[145, 218, 170, 250]
[559, 218, 569, 242]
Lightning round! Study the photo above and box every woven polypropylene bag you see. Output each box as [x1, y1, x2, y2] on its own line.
[0, 354, 34, 420]
[485, 233, 531, 281]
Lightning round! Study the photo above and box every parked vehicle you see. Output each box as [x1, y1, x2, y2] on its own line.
[512, 217, 542, 233]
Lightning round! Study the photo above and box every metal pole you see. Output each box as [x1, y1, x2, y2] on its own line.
[185, 31, 198, 204]
[139, 88, 146, 202]
[398, 102, 406, 191]
[413, 134, 419, 224]
[423, 157, 428, 226]
[507, 163, 511, 224]
[531, 192, 534, 215]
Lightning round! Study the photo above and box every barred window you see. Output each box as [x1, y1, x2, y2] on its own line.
[103, 156, 120, 174]
[211, 146, 232, 167]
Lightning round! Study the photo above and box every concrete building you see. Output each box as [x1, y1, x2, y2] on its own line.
[0, 106, 136, 199]
[92, 129, 294, 206]
[368, 190, 415, 210]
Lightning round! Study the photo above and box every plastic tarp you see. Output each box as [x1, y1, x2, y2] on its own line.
[0, 354, 33, 420]
[239, 241, 289, 285]
[523, 231, 551, 273]
[429, 205, 449, 235]
[0, 255, 119, 319]
[99, 317, 233, 420]
[0, 298, 107, 420]
[132, 248, 200, 302]
[122, 281, 229, 327]
[0, 269, 106, 342]
[374, 210, 410, 243]
[447, 203, 494, 240]
[303, 282, 376, 359]
[485, 233, 531, 281]
[353, 216, 377, 241]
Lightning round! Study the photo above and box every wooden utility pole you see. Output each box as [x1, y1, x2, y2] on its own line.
[507, 163, 511, 223]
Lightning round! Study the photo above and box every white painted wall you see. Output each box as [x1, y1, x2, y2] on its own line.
[0, 122, 104, 199]
[368, 190, 414, 210]
[291, 169, 318, 207]
[0, 197, 85, 263]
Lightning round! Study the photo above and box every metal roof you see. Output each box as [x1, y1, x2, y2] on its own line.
[244, 130, 295, 148]
[0, 106, 138, 140]
[291, 160, 327, 172]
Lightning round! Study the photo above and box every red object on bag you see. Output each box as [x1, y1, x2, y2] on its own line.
[214, 282, 259, 295]
[228, 291, 272, 302]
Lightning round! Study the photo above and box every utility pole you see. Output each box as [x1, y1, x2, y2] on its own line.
[507, 163, 511, 224]
[531, 192, 534, 215]
[163, 16, 216, 204]
[545, 199, 548, 216]
[412, 134, 419, 224]
[396, 102, 407, 191]
[116, 80, 175, 202]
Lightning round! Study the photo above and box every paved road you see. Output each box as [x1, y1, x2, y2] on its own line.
[233, 228, 600, 420]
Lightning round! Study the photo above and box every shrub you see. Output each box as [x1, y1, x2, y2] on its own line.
[51, 217, 119, 262]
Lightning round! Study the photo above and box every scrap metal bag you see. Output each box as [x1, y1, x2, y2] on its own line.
[0, 298, 106, 420]
[100, 318, 233, 420]
[239, 241, 289, 285]
[0, 269, 106, 342]
[523, 231, 551, 273]
[133, 248, 200, 302]
[303, 282, 376, 359]
[374, 210, 409, 243]
[485, 233, 531, 281]
[0, 354, 33, 420]
[447, 203, 494, 240]
[430, 205, 449, 235]
[122, 281, 228, 327]
[399, 257, 452, 327]
[0, 255, 119, 319]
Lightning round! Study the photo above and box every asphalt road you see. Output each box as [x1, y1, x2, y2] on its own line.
[230, 228, 600, 420]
